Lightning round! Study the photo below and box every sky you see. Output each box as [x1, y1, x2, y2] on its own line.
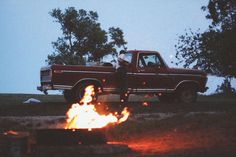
[0, 0, 235, 94]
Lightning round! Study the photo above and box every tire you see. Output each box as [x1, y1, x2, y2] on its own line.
[63, 90, 76, 104]
[158, 93, 177, 103]
[177, 86, 197, 103]
[75, 83, 98, 103]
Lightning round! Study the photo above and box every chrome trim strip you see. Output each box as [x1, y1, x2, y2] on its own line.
[135, 88, 175, 93]
[53, 85, 73, 90]
[166, 89, 175, 92]
[136, 88, 165, 91]
[102, 87, 175, 93]
[133, 73, 156, 76]
[103, 88, 118, 92]
[158, 73, 203, 77]
[61, 70, 113, 74]
[52, 81, 198, 92]
[60, 70, 203, 77]
[136, 88, 166, 92]
[132, 72, 202, 77]
[63, 70, 135, 75]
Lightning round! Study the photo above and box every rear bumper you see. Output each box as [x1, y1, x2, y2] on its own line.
[37, 84, 72, 92]
[37, 84, 52, 92]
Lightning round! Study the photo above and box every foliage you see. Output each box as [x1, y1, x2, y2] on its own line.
[216, 77, 235, 94]
[46, 7, 127, 65]
[175, 0, 236, 78]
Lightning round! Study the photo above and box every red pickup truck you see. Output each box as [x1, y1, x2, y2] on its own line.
[38, 50, 208, 103]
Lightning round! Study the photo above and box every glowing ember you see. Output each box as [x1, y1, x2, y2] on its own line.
[142, 102, 149, 107]
[65, 85, 130, 130]
[4, 130, 18, 135]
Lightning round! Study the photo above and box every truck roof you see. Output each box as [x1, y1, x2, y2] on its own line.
[128, 50, 160, 55]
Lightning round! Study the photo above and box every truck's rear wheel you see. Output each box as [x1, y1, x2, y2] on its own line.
[75, 83, 98, 103]
[63, 90, 76, 104]
[158, 93, 177, 103]
[177, 86, 197, 103]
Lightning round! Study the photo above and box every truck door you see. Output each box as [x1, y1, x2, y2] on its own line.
[134, 53, 170, 93]
[124, 52, 136, 91]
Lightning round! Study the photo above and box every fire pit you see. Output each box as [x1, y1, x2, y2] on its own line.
[35, 85, 129, 146]
[33, 128, 131, 156]
[35, 128, 106, 145]
[31, 85, 131, 156]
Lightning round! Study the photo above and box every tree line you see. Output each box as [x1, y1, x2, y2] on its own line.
[46, 7, 127, 65]
[46, 0, 236, 93]
[175, 0, 236, 93]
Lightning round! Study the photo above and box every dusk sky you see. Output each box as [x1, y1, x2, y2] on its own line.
[0, 0, 235, 94]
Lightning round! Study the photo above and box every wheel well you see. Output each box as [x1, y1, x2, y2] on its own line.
[175, 81, 199, 92]
[72, 79, 103, 91]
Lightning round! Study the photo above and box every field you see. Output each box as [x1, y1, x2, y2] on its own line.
[0, 93, 236, 157]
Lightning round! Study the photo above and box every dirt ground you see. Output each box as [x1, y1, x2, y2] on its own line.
[122, 115, 236, 157]
[0, 93, 236, 157]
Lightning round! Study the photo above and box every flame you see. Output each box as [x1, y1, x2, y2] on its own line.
[65, 85, 130, 130]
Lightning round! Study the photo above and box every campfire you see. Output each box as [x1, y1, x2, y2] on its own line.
[35, 85, 130, 146]
[65, 85, 130, 131]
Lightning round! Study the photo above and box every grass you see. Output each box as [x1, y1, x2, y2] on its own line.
[0, 93, 236, 157]
[198, 92, 236, 103]
[106, 112, 236, 141]
[0, 93, 235, 116]
[0, 93, 65, 106]
[0, 92, 236, 105]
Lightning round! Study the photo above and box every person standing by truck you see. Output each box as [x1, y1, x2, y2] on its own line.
[116, 50, 129, 104]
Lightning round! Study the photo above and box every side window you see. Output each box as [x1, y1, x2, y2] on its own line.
[138, 53, 162, 68]
[123, 52, 132, 63]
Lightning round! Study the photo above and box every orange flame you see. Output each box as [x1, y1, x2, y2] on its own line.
[65, 85, 130, 130]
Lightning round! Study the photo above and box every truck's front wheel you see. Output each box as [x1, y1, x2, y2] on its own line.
[177, 86, 197, 103]
[63, 90, 76, 104]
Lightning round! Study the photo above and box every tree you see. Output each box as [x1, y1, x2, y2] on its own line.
[175, 0, 236, 78]
[46, 7, 127, 65]
[216, 77, 235, 94]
